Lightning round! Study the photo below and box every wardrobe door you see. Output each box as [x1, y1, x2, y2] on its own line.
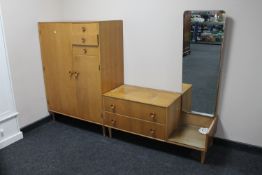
[55, 23, 78, 116]
[39, 23, 78, 116]
[72, 47, 102, 124]
[39, 23, 62, 112]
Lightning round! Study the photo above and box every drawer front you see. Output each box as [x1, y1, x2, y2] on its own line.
[104, 97, 166, 124]
[72, 46, 99, 56]
[72, 35, 99, 46]
[72, 23, 99, 35]
[104, 112, 165, 140]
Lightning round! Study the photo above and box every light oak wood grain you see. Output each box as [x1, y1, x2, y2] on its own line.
[99, 21, 124, 93]
[182, 83, 192, 112]
[104, 96, 166, 124]
[72, 34, 99, 46]
[39, 23, 78, 117]
[104, 112, 166, 140]
[72, 23, 99, 35]
[104, 85, 181, 107]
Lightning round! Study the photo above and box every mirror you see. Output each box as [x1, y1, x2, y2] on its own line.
[182, 10, 226, 117]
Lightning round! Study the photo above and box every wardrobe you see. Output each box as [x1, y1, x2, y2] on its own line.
[38, 21, 124, 125]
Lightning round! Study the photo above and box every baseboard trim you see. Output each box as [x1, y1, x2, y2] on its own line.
[214, 137, 262, 154]
[21, 116, 52, 133]
[19, 114, 262, 155]
[0, 131, 23, 149]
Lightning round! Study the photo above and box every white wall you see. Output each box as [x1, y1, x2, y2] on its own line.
[0, 0, 63, 128]
[62, 0, 262, 147]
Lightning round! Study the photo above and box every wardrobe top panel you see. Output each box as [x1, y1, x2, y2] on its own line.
[103, 85, 181, 107]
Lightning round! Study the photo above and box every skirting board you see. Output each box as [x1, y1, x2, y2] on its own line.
[20, 113, 262, 154]
[0, 131, 23, 149]
[0, 112, 23, 149]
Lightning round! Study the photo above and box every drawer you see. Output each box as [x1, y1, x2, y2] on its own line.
[72, 23, 99, 35]
[103, 97, 166, 124]
[104, 112, 165, 140]
[72, 46, 99, 56]
[72, 35, 99, 46]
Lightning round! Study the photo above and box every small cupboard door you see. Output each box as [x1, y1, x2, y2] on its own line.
[39, 23, 78, 116]
[72, 47, 102, 123]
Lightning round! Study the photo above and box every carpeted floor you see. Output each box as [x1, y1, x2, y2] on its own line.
[1, 119, 262, 175]
[183, 44, 221, 114]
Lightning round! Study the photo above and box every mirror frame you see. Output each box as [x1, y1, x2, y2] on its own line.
[182, 10, 226, 117]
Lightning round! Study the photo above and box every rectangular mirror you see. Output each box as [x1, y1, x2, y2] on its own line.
[183, 10, 226, 117]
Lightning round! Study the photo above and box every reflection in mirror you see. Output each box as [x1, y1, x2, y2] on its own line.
[183, 10, 226, 117]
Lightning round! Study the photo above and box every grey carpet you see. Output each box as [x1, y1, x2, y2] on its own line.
[1, 120, 262, 175]
[183, 44, 221, 114]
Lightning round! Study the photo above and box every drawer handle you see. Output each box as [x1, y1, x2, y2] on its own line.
[81, 38, 86, 43]
[150, 129, 156, 137]
[111, 120, 116, 126]
[82, 27, 86, 32]
[110, 104, 116, 112]
[83, 48, 87, 54]
[150, 112, 156, 121]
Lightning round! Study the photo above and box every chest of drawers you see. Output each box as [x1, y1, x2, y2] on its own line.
[103, 85, 182, 141]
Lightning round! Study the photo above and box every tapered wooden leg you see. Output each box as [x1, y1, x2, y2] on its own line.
[50, 112, 55, 121]
[102, 126, 106, 137]
[201, 151, 206, 164]
[108, 128, 112, 138]
[209, 137, 214, 147]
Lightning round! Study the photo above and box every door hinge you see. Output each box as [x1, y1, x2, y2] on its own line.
[43, 66, 45, 71]
[98, 65, 101, 71]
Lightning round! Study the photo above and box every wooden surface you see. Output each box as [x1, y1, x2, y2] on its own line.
[168, 112, 217, 151]
[39, 23, 78, 116]
[183, 11, 191, 56]
[72, 23, 99, 35]
[39, 23, 61, 112]
[168, 125, 206, 150]
[99, 21, 124, 93]
[73, 53, 102, 123]
[182, 83, 192, 112]
[72, 46, 99, 56]
[104, 96, 166, 124]
[104, 85, 181, 107]
[104, 112, 166, 140]
[181, 112, 213, 128]
[72, 34, 99, 46]
[166, 97, 181, 138]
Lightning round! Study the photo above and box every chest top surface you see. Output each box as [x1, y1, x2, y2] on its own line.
[103, 85, 181, 107]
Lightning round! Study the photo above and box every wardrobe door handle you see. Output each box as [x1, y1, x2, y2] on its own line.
[73, 72, 80, 79]
[83, 48, 87, 54]
[69, 71, 74, 79]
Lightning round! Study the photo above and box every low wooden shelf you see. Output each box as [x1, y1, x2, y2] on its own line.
[168, 125, 206, 150]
